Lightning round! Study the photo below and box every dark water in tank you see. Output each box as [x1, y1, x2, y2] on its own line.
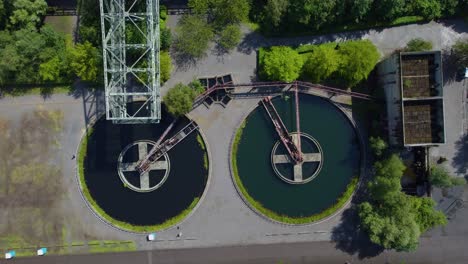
[84, 104, 208, 226]
[236, 94, 360, 217]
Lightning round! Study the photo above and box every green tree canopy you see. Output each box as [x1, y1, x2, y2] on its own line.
[8, 0, 47, 30]
[189, 0, 250, 28]
[337, 40, 380, 86]
[164, 82, 204, 117]
[359, 154, 447, 251]
[408, 0, 442, 20]
[430, 165, 466, 188]
[175, 15, 214, 58]
[369, 136, 388, 157]
[349, 0, 373, 23]
[218, 24, 242, 51]
[374, 0, 406, 22]
[262, 0, 289, 28]
[302, 44, 340, 82]
[262, 46, 304, 82]
[289, 0, 337, 29]
[70, 41, 100, 82]
[405, 38, 433, 52]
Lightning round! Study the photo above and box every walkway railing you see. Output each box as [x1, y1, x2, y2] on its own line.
[261, 97, 303, 164]
[194, 81, 373, 106]
[136, 121, 199, 175]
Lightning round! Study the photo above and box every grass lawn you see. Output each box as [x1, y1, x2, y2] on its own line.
[45, 16, 76, 35]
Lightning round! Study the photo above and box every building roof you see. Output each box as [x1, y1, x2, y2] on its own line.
[399, 51, 445, 146]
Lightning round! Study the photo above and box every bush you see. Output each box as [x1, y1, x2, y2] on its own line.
[261, 46, 303, 82]
[163, 82, 204, 117]
[430, 165, 466, 188]
[160, 27, 172, 51]
[301, 44, 340, 82]
[160, 5, 168, 20]
[218, 24, 242, 51]
[160, 51, 172, 83]
[337, 40, 380, 87]
[369, 136, 387, 157]
[405, 38, 433, 51]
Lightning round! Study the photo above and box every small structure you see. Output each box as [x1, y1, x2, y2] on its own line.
[147, 233, 157, 241]
[5, 250, 16, 259]
[378, 51, 445, 147]
[37, 248, 48, 256]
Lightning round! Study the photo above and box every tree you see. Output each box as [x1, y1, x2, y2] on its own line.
[160, 51, 172, 84]
[440, 0, 459, 16]
[262, 46, 304, 82]
[453, 40, 468, 67]
[337, 40, 380, 86]
[288, 0, 337, 30]
[8, 0, 47, 30]
[70, 41, 100, 82]
[39, 57, 62, 82]
[405, 38, 433, 52]
[368, 154, 406, 202]
[349, 0, 373, 23]
[218, 24, 242, 51]
[163, 82, 203, 117]
[359, 197, 421, 252]
[411, 196, 447, 232]
[408, 0, 442, 20]
[374, 0, 405, 22]
[359, 154, 447, 252]
[369, 136, 387, 157]
[430, 165, 466, 188]
[262, 0, 289, 28]
[175, 15, 214, 58]
[189, 0, 250, 28]
[302, 44, 340, 82]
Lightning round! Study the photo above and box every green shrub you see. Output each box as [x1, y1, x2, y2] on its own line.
[261, 46, 303, 82]
[160, 51, 172, 83]
[405, 38, 433, 51]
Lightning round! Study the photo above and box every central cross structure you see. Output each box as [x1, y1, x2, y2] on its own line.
[118, 141, 169, 192]
[272, 133, 322, 183]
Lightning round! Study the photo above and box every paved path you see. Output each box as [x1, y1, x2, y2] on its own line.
[9, 233, 468, 264]
[163, 17, 468, 96]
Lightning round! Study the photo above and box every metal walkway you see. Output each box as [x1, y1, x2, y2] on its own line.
[195, 81, 373, 106]
[136, 121, 199, 175]
[261, 97, 303, 164]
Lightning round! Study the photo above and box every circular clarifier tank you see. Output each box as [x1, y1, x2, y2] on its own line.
[232, 94, 361, 224]
[80, 103, 209, 232]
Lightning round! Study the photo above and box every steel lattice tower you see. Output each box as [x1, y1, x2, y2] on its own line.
[99, 0, 160, 124]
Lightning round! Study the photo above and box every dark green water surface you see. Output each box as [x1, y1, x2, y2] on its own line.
[84, 104, 207, 226]
[236, 94, 360, 217]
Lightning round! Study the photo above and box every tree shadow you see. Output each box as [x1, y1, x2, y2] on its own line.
[331, 205, 384, 259]
[452, 133, 468, 176]
[173, 51, 198, 71]
[442, 50, 459, 85]
[438, 19, 468, 35]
